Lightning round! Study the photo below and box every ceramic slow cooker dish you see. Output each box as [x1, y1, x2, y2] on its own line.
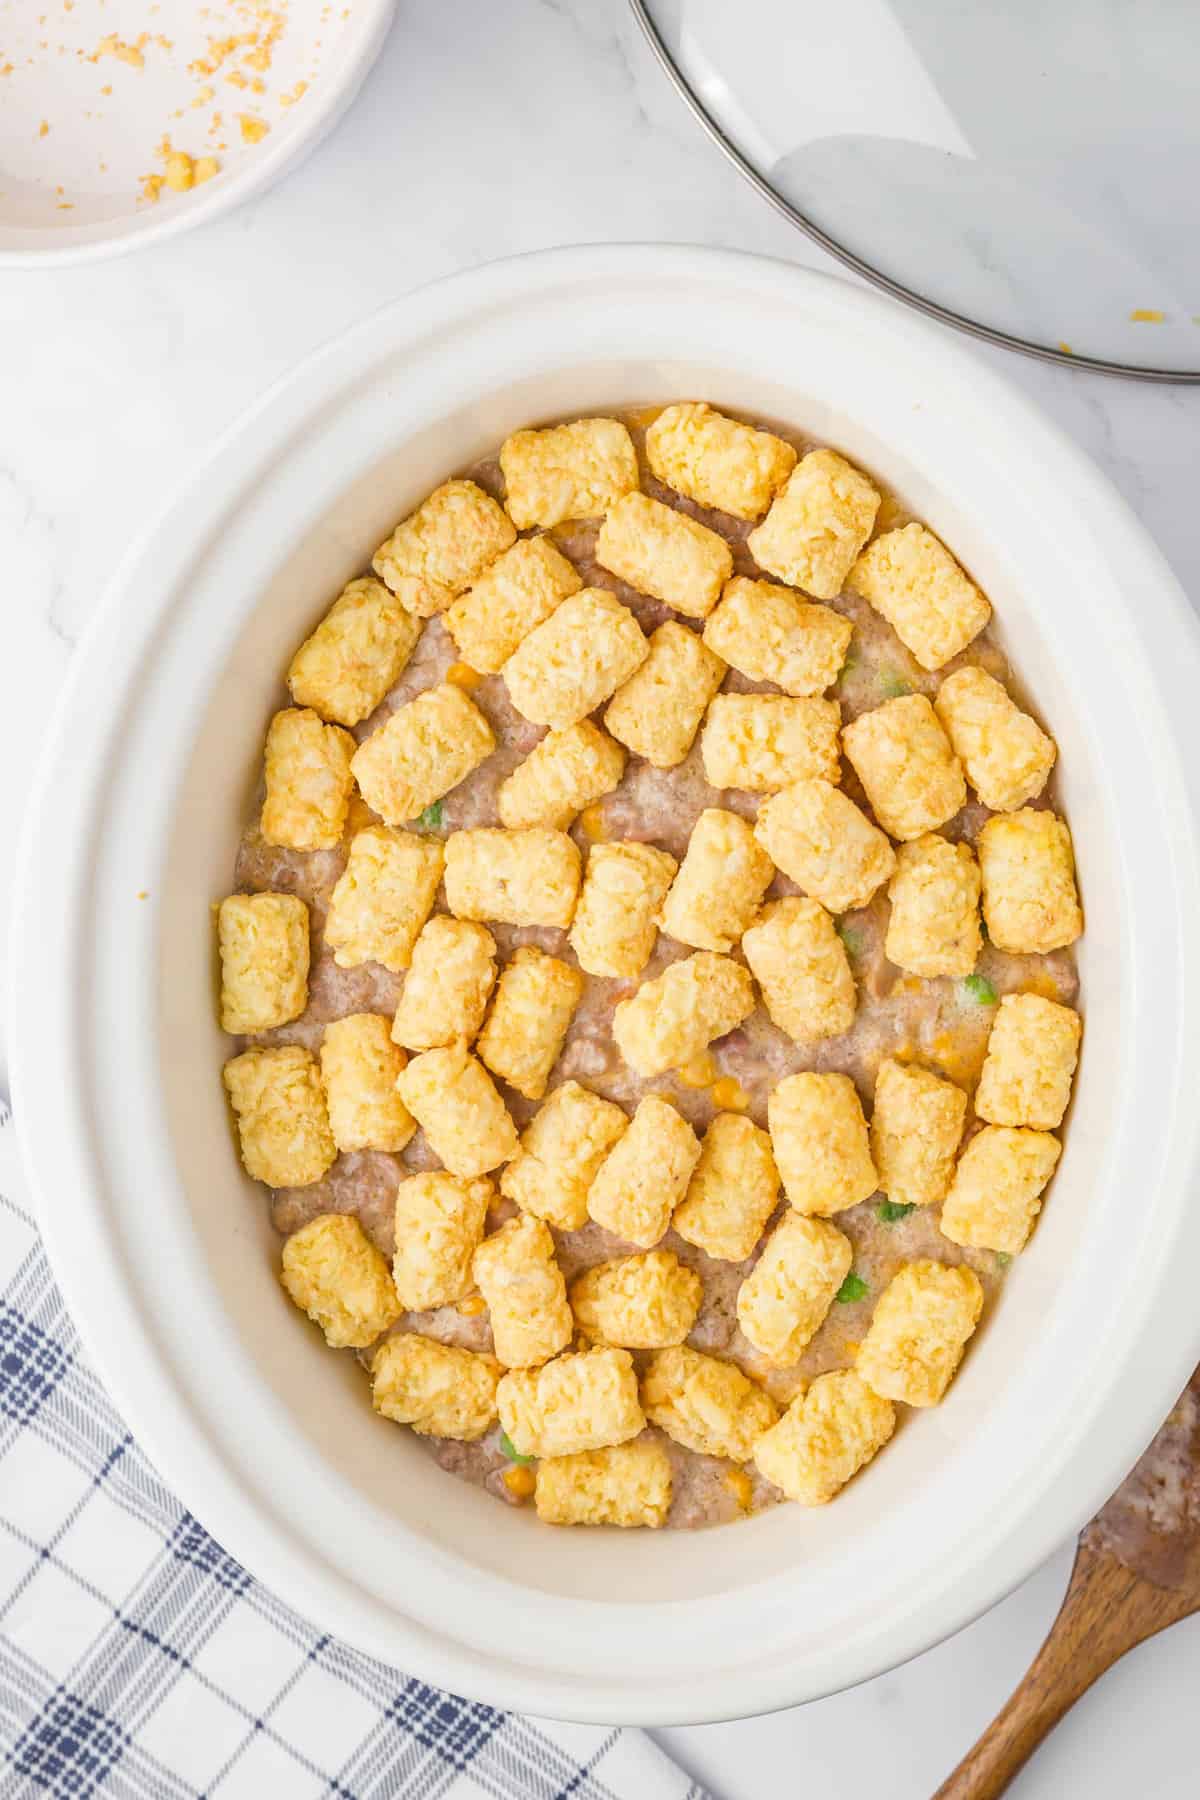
[11, 246, 1200, 1724]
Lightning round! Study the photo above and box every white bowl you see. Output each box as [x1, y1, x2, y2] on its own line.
[11, 246, 1200, 1723]
[0, 0, 395, 267]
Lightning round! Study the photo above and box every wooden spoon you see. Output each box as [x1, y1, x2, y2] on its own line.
[935, 1367, 1200, 1798]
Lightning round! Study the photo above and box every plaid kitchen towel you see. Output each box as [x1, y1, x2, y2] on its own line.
[0, 1104, 710, 1800]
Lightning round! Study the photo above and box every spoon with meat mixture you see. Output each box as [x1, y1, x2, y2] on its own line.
[936, 1365, 1200, 1797]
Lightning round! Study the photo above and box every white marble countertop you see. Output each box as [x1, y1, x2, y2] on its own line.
[0, 3, 1197, 1794]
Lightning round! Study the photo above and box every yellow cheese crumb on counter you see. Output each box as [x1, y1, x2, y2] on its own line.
[94, 32, 148, 67]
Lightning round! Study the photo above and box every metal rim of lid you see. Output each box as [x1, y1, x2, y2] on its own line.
[630, 0, 1200, 385]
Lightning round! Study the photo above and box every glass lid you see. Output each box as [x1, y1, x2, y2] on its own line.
[633, 0, 1200, 380]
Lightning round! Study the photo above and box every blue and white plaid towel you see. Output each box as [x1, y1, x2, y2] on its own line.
[0, 1105, 710, 1800]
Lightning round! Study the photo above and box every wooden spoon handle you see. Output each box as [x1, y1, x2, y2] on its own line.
[933, 1544, 1145, 1800]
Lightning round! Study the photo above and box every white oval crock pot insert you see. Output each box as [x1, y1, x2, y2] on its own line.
[11, 247, 1200, 1723]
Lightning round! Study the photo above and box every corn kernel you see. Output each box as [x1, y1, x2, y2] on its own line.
[446, 660, 483, 689]
[710, 1076, 749, 1112]
[678, 1052, 717, 1089]
[458, 1292, 487, 1318]
[579, 803, 609, 843]
[164, 151, 194, 191]
[502, 1464, 536, 1499]
[930, 1028, 984, 1085]
[193, 156, 219, 184]
[725, 1466, 753, 1511]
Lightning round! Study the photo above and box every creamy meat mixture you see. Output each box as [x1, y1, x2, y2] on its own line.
[1088, 1369, 1200, 1589]
[226, 405, 1080, 1528]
